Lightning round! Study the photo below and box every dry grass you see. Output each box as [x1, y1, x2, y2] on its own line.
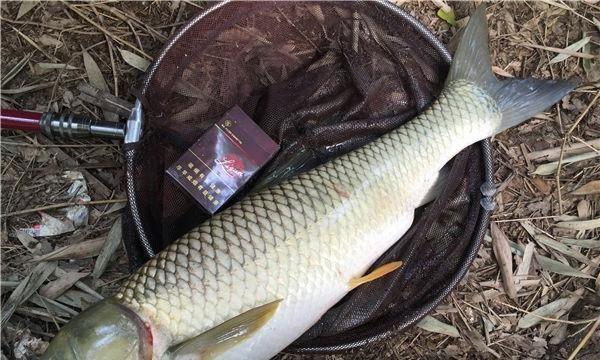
[1, 1, 599, 359]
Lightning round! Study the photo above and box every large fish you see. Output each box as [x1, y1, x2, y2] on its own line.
[42, 6, 574, 360]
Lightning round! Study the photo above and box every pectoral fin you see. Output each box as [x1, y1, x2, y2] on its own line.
[349, 261, 403, 289]
[167, 299, 282, 359]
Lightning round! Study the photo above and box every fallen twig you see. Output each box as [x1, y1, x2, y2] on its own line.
[1, 199, 127, 218]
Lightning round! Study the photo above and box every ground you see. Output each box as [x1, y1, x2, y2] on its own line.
[1, 1, 599, 359]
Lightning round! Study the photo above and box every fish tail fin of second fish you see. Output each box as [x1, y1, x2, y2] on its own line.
[446, 4, 576, 134]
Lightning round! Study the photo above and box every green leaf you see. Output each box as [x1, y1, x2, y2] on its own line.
[417, 315, 460, 337]
[437, 8, 456, 26]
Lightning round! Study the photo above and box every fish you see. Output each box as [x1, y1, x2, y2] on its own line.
[41, 5, 574, 360]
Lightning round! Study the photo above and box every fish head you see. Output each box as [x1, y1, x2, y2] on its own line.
[42, 299, 153, 360]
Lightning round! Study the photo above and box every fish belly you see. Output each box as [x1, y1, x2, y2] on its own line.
[216, 210, 415, 360]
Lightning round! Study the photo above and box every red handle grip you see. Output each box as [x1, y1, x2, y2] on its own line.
[0, 108, 42, 132]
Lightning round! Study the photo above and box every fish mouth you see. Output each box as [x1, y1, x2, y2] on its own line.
[41, 299, 153, 360]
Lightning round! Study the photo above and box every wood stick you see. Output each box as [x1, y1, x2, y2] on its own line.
[2, 199, 126, 218]
[526, 138, 600, 162]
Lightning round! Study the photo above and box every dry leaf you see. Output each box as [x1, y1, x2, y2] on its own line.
[516, 242, 535, 288]
[82, 50, 109, 92]
[535, 253, 594, 279]
[517, 293, 580, 328]
[55, 267, 103, 301]
[492, 66, 514, 78]
[463, 329, 500, 357]
[571, 180, 600, 196]
[39, 271, 89, 300]
[33, 237, 106, 262]
[535, 234, 595, 266]
[559, 238, 600, 248]
[56, 290, 98, 310]
[36, 63, 77, 70]
[548, 36, 591, 64]
[15, 230, 41, 255]
[37, 34, 63, 48]
[33, 63, 78, 75]
[556, 218, 600, 231]
[416, 315, 460, 337]
[491, 223, 517, 299]
[119, 49, 150, 72]
[92, 217, 122, 282]
[16, 0, 38, 20]
[2, 53, 31, 87]
[29, 293, 78, 318]
[531, 177, 551, 195]
[0, 262, 57, 328]
[533, 152, 600, 175]
[306, 4, 325, 23]
[577, 200, 591, 219]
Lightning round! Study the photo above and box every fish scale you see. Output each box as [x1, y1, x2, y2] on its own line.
[114, 81, 499, 358]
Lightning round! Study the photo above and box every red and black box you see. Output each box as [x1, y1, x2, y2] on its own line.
[167, 106, 279, 214]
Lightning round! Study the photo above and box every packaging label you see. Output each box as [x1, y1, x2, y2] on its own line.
[167, 106, 279, 214]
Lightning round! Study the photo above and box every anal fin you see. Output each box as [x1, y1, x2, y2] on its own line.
[349, 261, 403, 289]
[167, 299, 282, 359]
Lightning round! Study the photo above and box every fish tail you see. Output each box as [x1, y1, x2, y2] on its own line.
[446, 5, 576, 133]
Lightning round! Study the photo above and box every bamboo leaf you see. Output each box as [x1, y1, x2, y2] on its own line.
[82, 50, 109, 92]
[556, 218, 600, 231]
[17, 0, 39, 20]
[92, 217, 122, 282]
[119, 48, 150, 72]
[517, 298, 572, 328]
[33, 237, 106, 262]
[559, 238, 600, 249]
[437, 8, 456, 26]
[1, 53, 31, 87]
[533, 152, 600, 175]
[535, 234, 595, 266]
[535, 254, 594, 279]
[39, 271, 89, 300]
[571, 180, 600, 196]
[1, 261, 57, 328]
[417, 315, 460, 337]
[549, 36, 591, 64]
[491, 223, 517, 299]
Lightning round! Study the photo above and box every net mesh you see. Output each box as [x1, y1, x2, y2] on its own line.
[122, 0, 490, 353]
